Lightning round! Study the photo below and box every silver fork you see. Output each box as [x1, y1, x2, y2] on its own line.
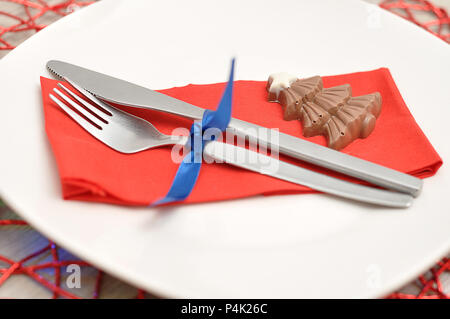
[49, 80, 414, 208]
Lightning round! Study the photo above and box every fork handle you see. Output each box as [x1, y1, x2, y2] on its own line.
[203, 141, 413, 208]
[227, 118, 422, 197]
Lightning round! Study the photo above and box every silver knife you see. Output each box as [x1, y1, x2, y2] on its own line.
[46, 60, 423, 197]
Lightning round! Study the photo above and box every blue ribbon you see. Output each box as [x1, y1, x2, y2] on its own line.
[152, 59, 235, 206]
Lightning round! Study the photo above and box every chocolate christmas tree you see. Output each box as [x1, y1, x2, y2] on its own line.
[267, 73, 382, 150]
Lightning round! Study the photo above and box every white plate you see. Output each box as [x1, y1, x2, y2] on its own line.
[0, 0, 449, 298]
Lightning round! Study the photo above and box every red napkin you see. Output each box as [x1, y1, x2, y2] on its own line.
[40, 68, 442, 206]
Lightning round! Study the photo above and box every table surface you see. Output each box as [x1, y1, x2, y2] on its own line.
[0, 0, 448, 298]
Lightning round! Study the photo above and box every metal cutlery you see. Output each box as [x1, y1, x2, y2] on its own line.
[46, 60, 423, 197]
[48, 79, 414, 208]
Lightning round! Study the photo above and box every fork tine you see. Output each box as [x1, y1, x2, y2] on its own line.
[64, 77, 117, 115]
[50, 94, 104, 138]
[52, 88, 105, 128]
[57, 83, 110, 121]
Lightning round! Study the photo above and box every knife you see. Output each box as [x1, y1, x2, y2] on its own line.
[46, 60, 423, 197]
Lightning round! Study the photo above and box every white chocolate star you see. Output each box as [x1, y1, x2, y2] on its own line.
[267, 72, 298, 101]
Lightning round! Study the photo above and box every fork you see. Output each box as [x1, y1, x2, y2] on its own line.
[49, 80, 414, 208]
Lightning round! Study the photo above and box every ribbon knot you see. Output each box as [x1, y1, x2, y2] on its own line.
[152, 59, 235, 206]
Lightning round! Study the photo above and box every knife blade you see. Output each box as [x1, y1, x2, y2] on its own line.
[46, 60, 423, 197]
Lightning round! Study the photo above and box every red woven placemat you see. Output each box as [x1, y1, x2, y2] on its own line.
[0, 0, 448, 299]
[0, 0, 93, 52]
[380, 0, 449, 43]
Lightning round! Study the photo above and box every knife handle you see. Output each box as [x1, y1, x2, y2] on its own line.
[95, 82, 422, 197]
[203, 141, 413, 208]
[227, 118, 423, 197]
[136, 99, 422, 197]
[129, 99, 422, 197]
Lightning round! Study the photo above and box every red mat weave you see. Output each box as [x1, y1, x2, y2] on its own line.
[380, 0, 449, 43]
[0, 0, 93, 51]
[0, 0, 448, 299]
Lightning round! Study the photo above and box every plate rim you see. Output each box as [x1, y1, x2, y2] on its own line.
[0, 0, 449, 298]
